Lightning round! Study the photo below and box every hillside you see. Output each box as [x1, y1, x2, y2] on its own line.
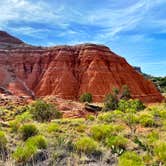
[0, 31, 163, 103]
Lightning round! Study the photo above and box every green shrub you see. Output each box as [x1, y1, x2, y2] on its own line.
[103, 93, 118, 111]
[13, 135, 47, 163]
[146, 131, 159, 146]
[123, 113, 138, 135]
[105, 135, 128, 149]
[118, 99, 145, 112]
[20, 124, 38, 141]
[154, 141, 166, 163]
[76, 124, 86, 133]
[26, 135, 47, 149]
[118, 151, 144, 166]
[86, 115, 95, 121]
[150, 106, 166, 119]
[138, 114, 155, 127]
[90, 124, 113, 141]
[0, 131, 7, 150]
[130, 99, 145, 111]
[98, 112, 114, 123]
[9, 112, 33, 132]
[80, 93, 93, 103]
[98, 110, 124, 123]
[75, 137, 98, 154]
[47, 123, 60, 133]
[16, 111, 33, 123]
[9, 120, 20, 132]
[120, 85, 131, 100]
[90, 124, 123, 141]
[29, 100, 62, 122]
[13, 143, 37, 163]
[118, 99, 130, 112]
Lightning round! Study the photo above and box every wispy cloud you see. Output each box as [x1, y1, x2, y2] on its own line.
[1, 0, 166, 42]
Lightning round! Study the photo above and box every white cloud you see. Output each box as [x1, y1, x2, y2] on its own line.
[0, 0, 166, 42]
[0, 0, 67, 33]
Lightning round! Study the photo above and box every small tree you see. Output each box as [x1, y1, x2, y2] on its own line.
[80, 93, 93, 103]
[120, 85, 131, 100]
[103, 89, 119, 111]
[29, 100, 62, 122]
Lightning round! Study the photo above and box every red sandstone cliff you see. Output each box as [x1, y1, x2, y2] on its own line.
[0, 31, 163, 102]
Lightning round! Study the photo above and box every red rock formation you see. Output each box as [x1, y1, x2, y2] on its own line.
[0, 31, 163, 103]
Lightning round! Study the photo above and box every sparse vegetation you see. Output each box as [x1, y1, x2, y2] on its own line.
[0, 96, 166, 165]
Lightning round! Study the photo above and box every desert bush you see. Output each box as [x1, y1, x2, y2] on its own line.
[9, 120, 20, 132]
[105, 135, 128, 150]
[47, 123, 60, 133]
[118, 99, 130, 112]
[75, 136, 98, 154]
[86, 115, 95, 121]
[90, 124, 123, 141]
[19, 124, 39, 141]
[103, 93, 118, 111]
[76, 124, 86, 133]
[98, 110, 124, 123]
[150, 106, 166, 119]
[118, 151, 144, 166]
[120, 85, 131, 100]
[0, 131, 7, 150]
[26, 135, 47, 149]
[16, 111, 33, 123]
[138, 114, 155, 127]
[103, 87, 144, 112]
[90, 124, 114, 141]
[98, 112, 114, 123]
[146, 131, 159, 145]
[13, 135, 47, 163]
[123, 113, 138, 135]
[29, 100, 62, 122]
[80, 93, 93, 103]
[154, 141, 166, 163]
[13, 143, 37, 163]
[9, 112, 33, 132]
[118, 99, 145, 112]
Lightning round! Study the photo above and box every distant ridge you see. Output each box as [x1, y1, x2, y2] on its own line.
[0, 31, 23, 44]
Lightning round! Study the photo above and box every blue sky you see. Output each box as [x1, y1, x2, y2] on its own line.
[0, 0, 166, 76]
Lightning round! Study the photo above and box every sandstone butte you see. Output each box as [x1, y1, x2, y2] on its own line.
[0, 31, 163, 103]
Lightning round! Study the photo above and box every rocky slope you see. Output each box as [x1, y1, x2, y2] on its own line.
[0, 31, 163, 102]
